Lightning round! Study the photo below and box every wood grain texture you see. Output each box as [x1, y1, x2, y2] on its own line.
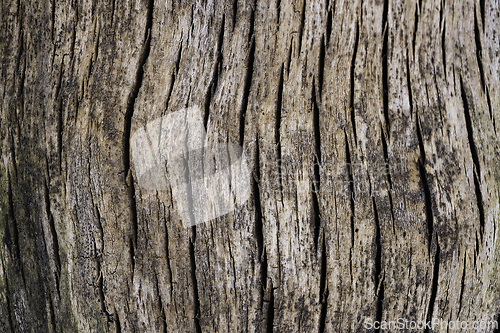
[1, 0, 499, 332]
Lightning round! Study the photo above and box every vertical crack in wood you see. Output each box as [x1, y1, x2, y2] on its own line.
[55, 61, 64, 172]
[318, 233, 328, 333]
[381, 0, 389, 139]
[232, 0, 238, 31]
[175, 41, 183, 76]
[111, 0, 116, 28]
[164, 42, 181, 114]
[485, 87, 496, 133]
[154, 271, 168, 333]
[416, 112, 434, 254]
[345, 132, 355, 250]
[17, 33, 26, 124]
[94, 206, 111, 322]
[406, 50, 413, 117]
[6, 170, 21, 273]
[124, 0, 154, 273]
[457, 252, 466, 316]
[276, 64, 284, 197]
[479, 0, 485, 32]
[372, 198, 384, 333]
[254, 134, 264, 262]
[189, 229, 202, 333]
[266, 282, 275, 333]
[276, 0, 281, 25]
[227, 237, 237, 299]
[380, 129, 395, 234]
[49, 293, 57, 332]
[163, 205, 174, 303]
[312, 83, 321, 252]
[297, 0, 306, 57]
[380, 129, 391, 190]
[441, 20, 446, 82]
[1, 245, 16, 332]
[325, 0, 332, 46]
[254, 134, 268, 327]
[318, 35, 325, 99]
[114, 305, 122, 333]
[474, 6, 485, 92]
[460, 77, 484, 240]
[260, 247, 268, 326]
[412, 2, 419, 58]
[350, 21, 359, 145]
[44, 177, 61, 295]
[344, 131, 355, 284]
[425, 243, 440, 332]
[240, 9, 255, 147]
[286, 38, 293, 76]
[204, 14, 225, 130]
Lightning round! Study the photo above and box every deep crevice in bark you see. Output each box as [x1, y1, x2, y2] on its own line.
[175, 41, 182, 75]
[372, 197, 384, 333]
[416, 112, 434, 254]
[312, 83, 322, 251]
[479, 0, 485, 31]
[297, 0, 306, 56]
[350, 21, 359, 144]
[44, 178, 61, 294]
[318, 35, 325, 98]
[381, 0, 389, 139]
[425, 244, 440, 332]
[486, 87, 496, 133]
[460, 77, 485, 240]
[276, 0, 281, 25]
[163, 206, 174, 301]
[154, 272, 168, 333]
[276, 64, 284, 196]
[325, 0, 332, 46]
[232, 0, 238, 30]
[441, 21, 446, 81]
[6, 171, 21, 268]
[326, 13, 332, 48]
[266, 283, 275, 333]
[240, 17, 255, 146]
[254, 135, 264, 261]
[474, 7, 485, 92]
[49, 295, 57, 332]
[1, 260, 15, 332]
[164, 40, 181, 114]
[94, 206, 111, 322]
[190, 229, 202, 333]
[458, 253, 466, 315]
[406, 50, 413, 117]
[286, 38, 293, 76]
[412, 3, 419, 57]
[260, 246, 268, 318]
[474, 171, 485, 242]
[345, 132, 355, 251]
[124, 0, 154, 272]
[204, 15, 225, 130]
[380, 129, 391, 189]
[318, 233, 328, 333]
[95, 238, 111, 322]
[114, 306, 121, 333]
[55, 58, 64, 170]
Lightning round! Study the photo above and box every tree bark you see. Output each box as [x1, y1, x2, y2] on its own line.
[1, 0, 499, 332]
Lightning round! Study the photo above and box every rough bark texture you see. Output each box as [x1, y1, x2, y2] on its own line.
[1, 0, 499, 332]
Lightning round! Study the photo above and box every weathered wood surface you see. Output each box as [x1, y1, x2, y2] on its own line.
[1, 0, 499, 331]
